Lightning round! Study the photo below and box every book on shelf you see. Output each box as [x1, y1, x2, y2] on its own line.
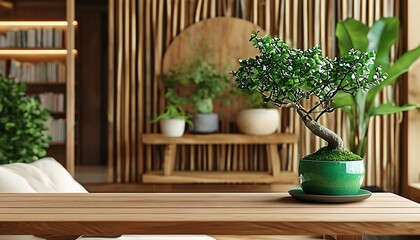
[38, 93, 65, 112]
[5, 59, 65, 83]
[0, 28, 63, 49]
[46, 118, 66, 143]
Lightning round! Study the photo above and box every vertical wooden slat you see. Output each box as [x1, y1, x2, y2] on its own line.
[252, 0, 257, 25]
[115, 0, 123, 183]
[303, 0, 308, 49]
[210, 0, 216, 17]
[354, 0, 361, 19]
[292, 0, 298, 48]
[66, 0, 75, 176]
[108, 0, 115, 182]
[279, 0, 285, 37]
[180, 0, 186, 31]
[172, 0, 179, 37]
[123, 0, 131, 182]
[137, 0, 145, 180]
[361, 0, 367, 23]
[265, 0, 270, 35]
[202, 0, 209, 19]
[130, 0, 137, 182]
[285, 0, 290, 45]
[368, 0, 374, 26]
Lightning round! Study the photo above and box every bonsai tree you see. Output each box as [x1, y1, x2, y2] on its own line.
[232, 32, 387, 155]
[0, 75, 50, 164]
[334, 17, 420, 157]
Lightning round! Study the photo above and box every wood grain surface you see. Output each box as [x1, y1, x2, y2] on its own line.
[0, 193, 419, 238]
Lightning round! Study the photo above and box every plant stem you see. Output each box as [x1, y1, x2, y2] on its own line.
[296, 108, 344, 150]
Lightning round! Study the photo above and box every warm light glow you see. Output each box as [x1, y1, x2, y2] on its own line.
[0, 21, 78, 29]
[0, 49, 77, 55]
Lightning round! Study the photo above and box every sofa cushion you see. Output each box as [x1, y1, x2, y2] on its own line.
[0, 157, 87, 193]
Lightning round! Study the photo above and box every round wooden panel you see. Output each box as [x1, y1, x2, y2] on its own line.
[162, 17, 266, 132]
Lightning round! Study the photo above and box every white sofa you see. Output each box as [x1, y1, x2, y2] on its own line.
[0, 157, 215, 240]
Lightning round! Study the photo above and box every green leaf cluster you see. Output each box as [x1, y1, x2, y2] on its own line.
[334, 17, 420, 156]
[151, 104, 192, 128]
[232, 31, 386, 114]
[161, 51, 231, 114]
[0, 75, 51, 164]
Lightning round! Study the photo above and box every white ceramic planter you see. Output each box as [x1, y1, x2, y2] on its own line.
[159, 119, 186, 137]
[236, 108, 280, 135]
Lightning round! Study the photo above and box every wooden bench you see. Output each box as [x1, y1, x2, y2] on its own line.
[142, 133, 298, 184]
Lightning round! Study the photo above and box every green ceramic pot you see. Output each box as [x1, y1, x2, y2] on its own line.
[299, 159, 365, 195]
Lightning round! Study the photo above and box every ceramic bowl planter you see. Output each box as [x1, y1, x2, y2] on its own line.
[236, 108, 279, 135]
[299, 159, 365, 195]
[191, 113, 219, 133]
[159, 119, 186, 137]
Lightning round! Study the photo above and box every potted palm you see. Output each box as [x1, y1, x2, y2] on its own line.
[161, 52, 230, 133]
[232, 32, 386, 197]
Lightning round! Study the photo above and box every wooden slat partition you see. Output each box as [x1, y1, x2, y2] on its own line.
[108, 0, 405, 192]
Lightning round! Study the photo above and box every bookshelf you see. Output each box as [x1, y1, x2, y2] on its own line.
[0, 0, 76, 175]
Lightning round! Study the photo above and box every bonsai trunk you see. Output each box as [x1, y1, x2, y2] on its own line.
[297, 109, 344, 150]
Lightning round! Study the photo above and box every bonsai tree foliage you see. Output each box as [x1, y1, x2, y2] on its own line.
[0, 75, 50, 164]
[334, 17, 420, 157]
[232, 32, 386, 156]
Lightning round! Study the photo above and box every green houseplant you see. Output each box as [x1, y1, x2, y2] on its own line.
[161, 52, 230, 133]
[334, 17, 420, 157]
[0, 75, 50, 164]
[232, 32, 386, 195]
[152, 88, 191, 137]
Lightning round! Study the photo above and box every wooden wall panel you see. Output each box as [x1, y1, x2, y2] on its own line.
[108, 0, 405, 192]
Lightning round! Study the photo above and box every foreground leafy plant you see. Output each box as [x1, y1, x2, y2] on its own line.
[335, 17, 420, 157]
[232, 32, 386, 154]
[0, 75, 50, 164]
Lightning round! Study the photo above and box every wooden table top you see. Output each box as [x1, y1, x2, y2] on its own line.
[0, 192, 419, 236]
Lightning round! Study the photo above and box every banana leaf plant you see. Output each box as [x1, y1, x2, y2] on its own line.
[334, 17, 420, 157]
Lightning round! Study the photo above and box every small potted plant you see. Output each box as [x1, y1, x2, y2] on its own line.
[232, 32, 386, 196]
[152, 89, 191, 137]
[0, 74, 50, 164]
[161, 52, 230, 133]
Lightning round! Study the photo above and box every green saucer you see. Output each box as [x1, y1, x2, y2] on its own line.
[288, 188, 372, 203]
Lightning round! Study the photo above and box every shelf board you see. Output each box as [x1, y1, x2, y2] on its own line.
[25, 82, 66, 94]
[142, 133, 298, 145]
[50, 112, 66, 118]
[0, 21, 78, 31]
[0, 49, 77, 61]
[142, 171, 298, 184]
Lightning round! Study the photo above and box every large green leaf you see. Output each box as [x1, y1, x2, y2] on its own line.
[367, 45, 420, 103]
[367, 17, 399, 71]
[332, 91, 354, 108]
[368, 103, 418, 116]
[336, 18, 369, 56]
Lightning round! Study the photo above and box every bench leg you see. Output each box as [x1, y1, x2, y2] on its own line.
[163, 144, 177, 176]
[266, 144, 281, 176]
